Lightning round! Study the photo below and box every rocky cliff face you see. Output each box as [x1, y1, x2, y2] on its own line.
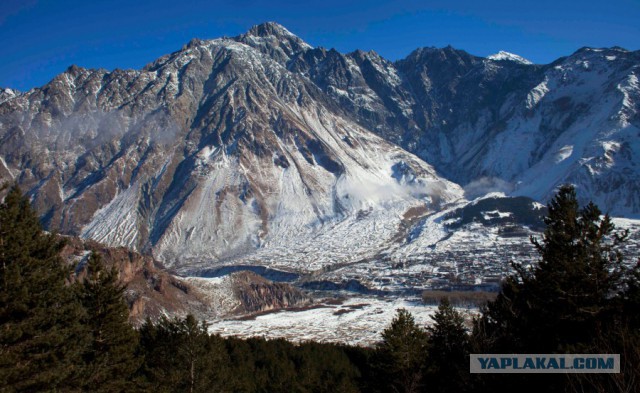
[63, 237, 211, 324]
[230, 271, 309, 313]
[64, 237, 308, 323]
[1, 22, 639, 273]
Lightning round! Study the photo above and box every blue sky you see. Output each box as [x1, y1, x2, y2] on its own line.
[2, 0, 639, 91]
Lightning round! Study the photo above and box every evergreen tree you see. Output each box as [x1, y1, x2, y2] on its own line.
[223, 336, 258, 392]
[472, 185, 640, 392]
[139, 314, 229, 393]
[375, 308, 428, 393]
[219, 337, 362, 393]
[477, 185, 635, 352]
[77, 251, 141, 392]
[0, 185, 86, 391]
[293, 341, 361, 393]
[426, 298, 469, 393]
[250, 337, 299, 393]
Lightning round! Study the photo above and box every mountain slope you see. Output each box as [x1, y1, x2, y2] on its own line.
[0, 23, 462, 271]
[280, 37, 639, 215]
[1, 22, 639, 274]
[320, 44, 640, 215]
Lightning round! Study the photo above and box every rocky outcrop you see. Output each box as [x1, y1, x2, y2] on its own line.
[62, 237, 310, 323]
[62, 237, 214, 324]
[230, 271, 309, 313]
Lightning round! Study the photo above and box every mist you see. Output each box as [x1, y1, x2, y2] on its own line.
[463, 176, 514, 200]
[4, 107, 182, 152]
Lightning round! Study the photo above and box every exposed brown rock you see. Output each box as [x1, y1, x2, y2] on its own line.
[230, 270, 309, 314]
[61, 237, 310, 324]
[61, 237, 212, 325]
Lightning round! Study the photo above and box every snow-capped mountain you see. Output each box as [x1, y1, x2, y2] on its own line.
[0, 23, 462, 271]
[487, 51, 533, 65]
[0, 22, 639, 274]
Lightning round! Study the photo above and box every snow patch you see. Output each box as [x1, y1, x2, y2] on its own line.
[208, 296, 451, 346]
[0, 156, 15, 179]
[185, 276, 241, 317]
[482, 210, 512, 220]
[555, 145, 574, 163]
[81, 184, 141, 249]
[532, 202, 546, 210]
[526, 79, 549, 109]
[617, 74, 638, 126]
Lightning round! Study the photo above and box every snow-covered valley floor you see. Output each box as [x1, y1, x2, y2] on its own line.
[207, 295, 475, 346]
[200, 217, 639, 346]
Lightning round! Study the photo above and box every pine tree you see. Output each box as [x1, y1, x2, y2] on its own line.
[77, 251, 141, 392]
[478, 185, 634, 352]
[0, 185, 86, 391]
[376, 308, 428, 393]
[472, 185, 640, 392]
[293, 341, 361, 393]
[179, 315, 210, 393]
[529, 187, 630, 340]
[426, 298, 469, 393]
[139, 314, 229, 393]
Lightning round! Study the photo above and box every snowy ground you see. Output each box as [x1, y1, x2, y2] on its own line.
[207, 295, 475, 346]
[199, 215, 640, 347]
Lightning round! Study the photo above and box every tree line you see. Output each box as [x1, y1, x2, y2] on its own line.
[1, 184, 639, 392]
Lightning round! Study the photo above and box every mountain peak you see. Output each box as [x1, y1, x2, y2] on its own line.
[399, 46, 477, 66]
[238, 22, 312, 61]
[246, 22, 297, 40]
[573, 46, 631, 57]
[0, 87, 18, 104]
[487, 51, 533, 65]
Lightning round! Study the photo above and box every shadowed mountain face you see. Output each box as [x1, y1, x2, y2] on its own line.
[1, 22, 639, 270]
[284, 41, 640, 215]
